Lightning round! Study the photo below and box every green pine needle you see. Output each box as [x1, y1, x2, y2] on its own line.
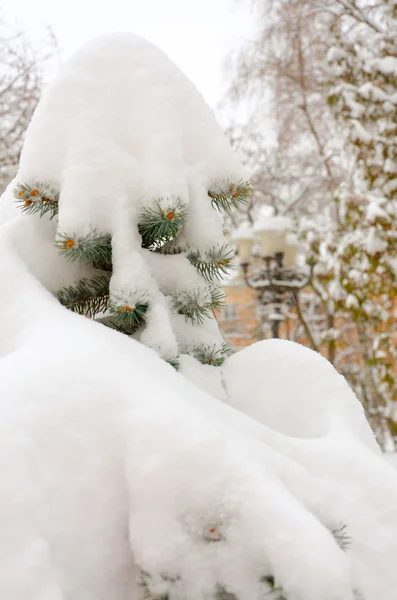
[166, 356, 180, 370]
[138, 570, 171, 600]
[55, 230, 112, 271]
[13, 181, 59, 220]
[138, 199, 187, 249]
[208, 179, 252, 212]
[331, 522, 351, 552]
[191, 343, 231, 367]
[172, 289, 211, 324]
[159, 238, 188, 256]
[173, 286, 226, 323]
[209, 285, 226, 315]
[56, 274, 111, 318]
[260, 576, 287, 600]
[94, 315, 138, 336]
[109, 299, 149, 332]
[215, 586, 237, 600]
[188, 244, 234, 281]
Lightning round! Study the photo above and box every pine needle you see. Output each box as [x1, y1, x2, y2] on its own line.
[166, 356, 180, 370]
[191, 343, 231, 366]
[139, 199, 187, 249]
[172, 286, 226, 324]
[109, 299, 149, 332]
[208, 179, 252, 212]
[209, 285, 226, 315]
[137, 570, 171, 600]
[172, 289, 211, 324]
[260, 576, 288, 599]
[13, 181, 59, 220]
[330, 522, 351, 552]
[55, 230, 112, 271]
[56, 274, 111, 318]
[188, 244, 234, 281]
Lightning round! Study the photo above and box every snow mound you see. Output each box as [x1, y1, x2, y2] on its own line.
[223, 339, 378, 449]
[0, 228, 356, 600]
[1, 216, 397, 598]
[223, 341, 397, 599]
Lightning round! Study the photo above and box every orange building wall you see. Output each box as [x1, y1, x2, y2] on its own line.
[218, 278, 260, 350]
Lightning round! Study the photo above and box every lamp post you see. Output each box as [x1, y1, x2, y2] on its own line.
[233, 216, 311, 339]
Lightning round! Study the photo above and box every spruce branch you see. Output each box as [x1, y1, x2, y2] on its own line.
[330, 522, 351, 552]
[208, 179, 252, 212]
[260, 576, 287, 600]
[56, 274, 111, 318]
[188, 244, 234, 281]
[139, 199, 187, 249]
[55, 230, 112, 271]
[215, 587, 237, 600]
[138, 570, 178, 600]
[95, 315, 139, 336]
[172, 285, 226, 324]
[172, 289, 211, 324]
[159, 240, 187, 256]
[109, 297, 149, 332]
[191, 343, 231, 367]
[166, 356, 180, 370]
[209, 284, 226, 316]
[13, 181, 59, 220]
[138, 571, 169, 600]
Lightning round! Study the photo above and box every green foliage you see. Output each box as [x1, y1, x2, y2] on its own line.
[330, 522, 351, 552]
[191, 343, 231, 366]
[209, 179, 252, 212]
[214, 587, 237, 600]
[138, 570, 178, 600]
[166, 356, 180, 370]
[188, 244, 234, 281]
[55, 231, 112, 271]
[139, 199, 187, 249]
[172, 289, 212, 324]
[108, 298, 149, 332]
[260, 576, 287, 600]
[13, 174, 253, 367]
[209, 285, 226, 315]
[56, 274, 111, 318]
[95, 314, 138, 336]
[13, 182, 59, 219]
[172, 285, 226, 324]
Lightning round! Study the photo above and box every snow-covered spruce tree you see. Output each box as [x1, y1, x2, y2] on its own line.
[2, 34, 397, 600]
[325, 0, 397, 440]
[10, 34, 251, 371]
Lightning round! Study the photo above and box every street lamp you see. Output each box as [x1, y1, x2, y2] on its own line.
[232, 216, 311, 339]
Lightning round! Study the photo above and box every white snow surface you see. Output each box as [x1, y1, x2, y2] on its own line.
[1, 209, 397, 599]
[385, 453, 397, 468]
[373, 55, 397, 76]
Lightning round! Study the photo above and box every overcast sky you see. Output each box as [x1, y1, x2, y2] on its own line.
[2, 0, 252, 108]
